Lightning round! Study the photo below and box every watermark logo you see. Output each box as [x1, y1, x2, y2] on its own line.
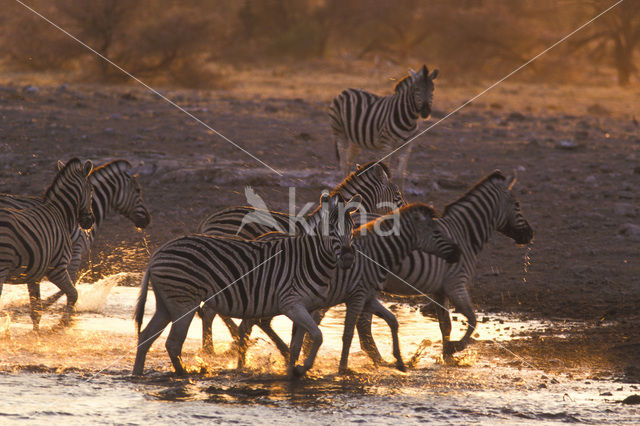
[237, 186, 402, 237]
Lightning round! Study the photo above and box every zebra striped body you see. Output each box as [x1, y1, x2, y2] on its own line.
[330, 65, 438, 185]
[355, 171, 534, 364]
[196, 161, 405, 355]
[198, 161, 404, 238]
[275, 203, 461, 373]
[0, 159, 94, 329]
[0, 160, 151, 284]
[133, 192, 359, 377]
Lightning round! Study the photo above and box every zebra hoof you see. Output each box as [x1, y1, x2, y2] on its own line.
[288, 365, 307, 379]
[395, 360, 407, 372]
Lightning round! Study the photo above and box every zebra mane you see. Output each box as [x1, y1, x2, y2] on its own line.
[43, 158, 83, 200]
[91, 159, 132, 176]
[394, 75, 414, 93]
[355, 202, 440, 235]
[442, 170, 506, 216]
[332, 162, 392, 195]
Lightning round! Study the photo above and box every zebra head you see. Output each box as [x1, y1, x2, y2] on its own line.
[496, 173, 534, 245]
[57, 159, 95, 230]
[118, 163, 151, 228]
[405, 203, 460, 264]
[409, 65, 438, 119]
[319, 191, 361, 269]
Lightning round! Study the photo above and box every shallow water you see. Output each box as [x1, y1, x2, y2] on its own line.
[0, 274, 638, 424]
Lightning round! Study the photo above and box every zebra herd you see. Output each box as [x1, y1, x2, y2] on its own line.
[0, 65, 534, 379]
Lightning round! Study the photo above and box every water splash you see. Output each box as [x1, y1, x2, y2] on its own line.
[521, 241, 533, 284]
[75, 273, 128, 312]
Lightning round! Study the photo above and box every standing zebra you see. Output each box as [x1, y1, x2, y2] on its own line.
[0, 159, 94, 329]
[329, 65, 438, 186]
[196, 161, 405, 355]
[353, 171, 534, 365]
[133, 192, 360, 377]
[240, 203, 461, 374]
[0, 159, 151, 284]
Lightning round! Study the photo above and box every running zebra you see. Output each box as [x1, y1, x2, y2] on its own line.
[196, 161, 405, 355]
[133, 192, 360, 377]
[0, 159, 94, 329]
[329, 65, 439, 186]
[0, 160, 151, 284]
[354, 171, 534, 365]
[238, 203, 461, 374]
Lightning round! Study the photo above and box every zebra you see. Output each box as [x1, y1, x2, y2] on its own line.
[352, 170, 534, 366]
[237, 203, 461, 374]
[0, 158, 94, 329]
[329, 65, 439, 186]
[0, 159, 151, 285]
[197, 161, 405, 239]
[196, 161, 406, 354]
[132, 192, 360, 377]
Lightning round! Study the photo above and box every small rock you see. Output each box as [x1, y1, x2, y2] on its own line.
[489, 103, 503, 109]
[585, 175, 597, 184]
[545, 123, 555, 131]
[634, 166, 640, 175]
[556, 140, 580, 150]
[600, 391, 612, 396]
[264, 105, 278, 113]
[22, 85, 40, 95]
[103, 128, 115, 135]
[621, 394, 640, 405]
[613, 203, 638, 218]
[121, 92, 138, 101]
[507, 112, 526, 121]
[617, 223, 640, 241]
[56, 84, 68, 93]
[110, 113, 123, 120]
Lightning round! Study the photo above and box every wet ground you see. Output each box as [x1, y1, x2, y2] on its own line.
[0, 276, 639, 424]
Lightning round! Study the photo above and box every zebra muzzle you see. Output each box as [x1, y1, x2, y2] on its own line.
[339, 249, 355, 269]
[78, 213, 95, 230]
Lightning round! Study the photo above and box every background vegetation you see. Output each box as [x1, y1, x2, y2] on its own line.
[0, 0, 638, 87]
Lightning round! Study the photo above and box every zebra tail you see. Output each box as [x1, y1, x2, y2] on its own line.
[134, 269, 150, 335]
[334, 136, 340, 162]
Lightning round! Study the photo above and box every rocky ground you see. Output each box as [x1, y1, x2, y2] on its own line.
[0, 74, 638, 380]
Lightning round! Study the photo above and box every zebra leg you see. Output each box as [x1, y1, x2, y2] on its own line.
[257, 317, 290, 361]
[165, 310, 197, 376]
[47, 270, 77, 328]
[432, 293, 454, 358]
[445, 286, 477, 356]
[393, 144, 413, 189]
[42, 290, 64, 310]
[27, 282, 43, 332]
[285, 305, 323, 378]
[198, 305, 216, 354]
[235, 318, 258, 369]
[336, 136, 360, 177]
[338, 298, 366, 375]
[133, 307, 171, 376]
[301, 308, 327, 358]
[355, 311, 387, 366]
[364, 297, 406, 372]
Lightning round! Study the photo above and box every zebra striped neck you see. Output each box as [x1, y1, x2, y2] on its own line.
[441, 197, 498, 257]
[389, 88, 420, 133]
[87, 161, 130, 235]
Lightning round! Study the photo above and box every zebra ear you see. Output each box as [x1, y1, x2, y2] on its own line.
[345, 194, 362, 215]
[57, 160, 65, 171]
[374, 163, 388, 180]
[421, 64, 428, 76]
[409, 69, 417, 81]
[429, 69, 439, 80]
[83, 160, 94, 177]
[320, 190, 331, 206]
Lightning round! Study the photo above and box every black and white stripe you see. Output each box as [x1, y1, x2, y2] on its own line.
[355, 171, 534, 364]
[0, 160, 151, 283]
[132, 192, 360, 377]
[329, 65, 438, 184]
[0, 158, 94, 329]
[197, 161, 405, 239]
[244, 203, 461, 373]
[196, 161, 406, 355]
